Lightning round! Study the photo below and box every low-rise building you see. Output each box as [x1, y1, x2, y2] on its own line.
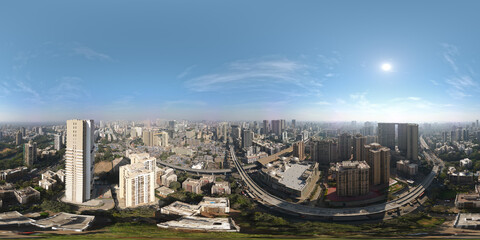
[160, 201, 201, 216]
[156, 186, 174, 198]
[0, 167, 28, 181]
[460, 158, 473, 168]
[199, 197, 230, 214]
[257, 158, 320, 199]
[455, 193, 480, 209]
[454, 213, 480, 229]
[157, 216, 240, 232]
[182, 178, 202, 194]
[396, 160, 418, 176]
[14, 187, 40, 204]
[449, 170, 478, 184]
[211, 181, 231, 195]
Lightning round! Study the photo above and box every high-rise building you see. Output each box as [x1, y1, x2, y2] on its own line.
[65, 119, 95, 203]
[442, 131, 448, 143]
[397, 123, 407, 154]
[311, 139, 338, 164]
[54, 133, 62, 151]
[242, 129, 254, 148]
[119, 162, 156, 207]
[406, 124, 419, 161]
[477, 120, 479, 128]
[15, 131, 22, 145]
[334, 161, 370, 197]
[153, 131, 169, 147]
[293, 141, 305, 160]
[24, 140, 37, 167]
[292, 119, 296, 128]
[142, 130, 155, 147]
[168, 120, 177, 132]
[352, 134, 366, 161]
[231, 125, 241, 139]
[364, 143, 390, 186]
[271, 120, 281, 136]
[377, 123, 395, 150]
[262, 120, 269, 135]
[280, 119, 286, 133]
[339, 133, 352, 161]
[20, 127, 26, 137]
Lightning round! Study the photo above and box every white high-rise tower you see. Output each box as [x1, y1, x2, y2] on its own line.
[65, 119, 95, 203]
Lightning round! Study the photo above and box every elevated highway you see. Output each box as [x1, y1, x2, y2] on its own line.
[231, 146, 441, 221]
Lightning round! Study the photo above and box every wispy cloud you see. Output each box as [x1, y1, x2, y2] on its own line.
[441, 43, 479, 99]
[73, 46, 112, 61]
[430, 80, 440, 86]
[184, 57, 326, 97]
[50, 77, 90, 102]
[16, 80, 43, 104]
[316, 101, 331, 105]
[441, 43, 459, 72]
[0, 82, 10, 97]
[177, 65, 196, 79]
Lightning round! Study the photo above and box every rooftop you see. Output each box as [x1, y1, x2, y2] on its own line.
[32, 212, 95, 232]
[455, 213, 480, 228]
[157, 216, 240, 232]
[0, 211, 34, 226]
[161, 201, 201, 216]
[199, 197, 229, 208]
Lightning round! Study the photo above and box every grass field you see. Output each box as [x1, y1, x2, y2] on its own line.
[37, 222, 387, 240]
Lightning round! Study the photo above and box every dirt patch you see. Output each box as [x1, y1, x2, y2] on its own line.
[95, 161, 113, 174]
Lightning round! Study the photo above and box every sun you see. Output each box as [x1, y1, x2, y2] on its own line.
[381, 63, 392, 71]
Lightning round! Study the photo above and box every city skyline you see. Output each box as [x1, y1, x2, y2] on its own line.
[2, 1, 480, 122]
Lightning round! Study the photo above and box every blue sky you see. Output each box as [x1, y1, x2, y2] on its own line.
[1, 1, 480, 122]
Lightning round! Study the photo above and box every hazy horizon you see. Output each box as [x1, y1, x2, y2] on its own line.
[2, 1, 480, 122]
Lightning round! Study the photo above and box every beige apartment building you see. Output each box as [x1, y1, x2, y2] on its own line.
[334, 161, 370, 197]
[65, 119, 95, 203]
[364, 143, 390, 186]
[24, 140, 37, 167]
[119, 162, 156, 207]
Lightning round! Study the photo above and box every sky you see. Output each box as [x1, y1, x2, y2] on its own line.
[1, 1, 480, 123]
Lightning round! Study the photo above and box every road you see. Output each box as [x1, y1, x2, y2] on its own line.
[231, 145, 442, 221]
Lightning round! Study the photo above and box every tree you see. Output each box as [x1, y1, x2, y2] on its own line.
[169, 181, 181, 191]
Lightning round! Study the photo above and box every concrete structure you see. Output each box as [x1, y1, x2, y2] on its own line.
[182, 178, 203, 194]
[211, 181, 231, 195]
[0, 211, 34, 226]
[454, 213, 480, 229]
[23, 140, 37, 167]
[396, 160, 418, 176]
[405, 124, 419, 161]
[54, 133, 62, 150]
[199, 197, 230, 214]
[352, 134, 366, 161]
[460, 158, 473, 168]
[14, 187, 40, 204]
[364, 143, 390, 186]
[0, 167, 28, 181]
[311, 139, 338, 165]
[455, 193, 480, 209]
[339, 133, 352, 161]
[449, 170, 477, 184]
[15, 131, 22, 145]
[39, 170, 62, 190]
[153, 131, 169, 147]
[293, 141, 305, 161]
[377, 123, 396, 150]
[258, 158, 320, 199]
[32, 212, 95, 232]
[65, 119, 95, 203]
[334, 161, 370, 197]
[119, 162, 156, 207]
[156, 186, 174, 198]
[142, 130, 155, 146]
[242, 129, 254, 148]
[161, 201, 201, 216]
[157, 216, 240, 232]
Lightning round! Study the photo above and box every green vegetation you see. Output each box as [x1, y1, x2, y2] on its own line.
[33, 135, 54, 149]
[40, 200, 76, 213]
